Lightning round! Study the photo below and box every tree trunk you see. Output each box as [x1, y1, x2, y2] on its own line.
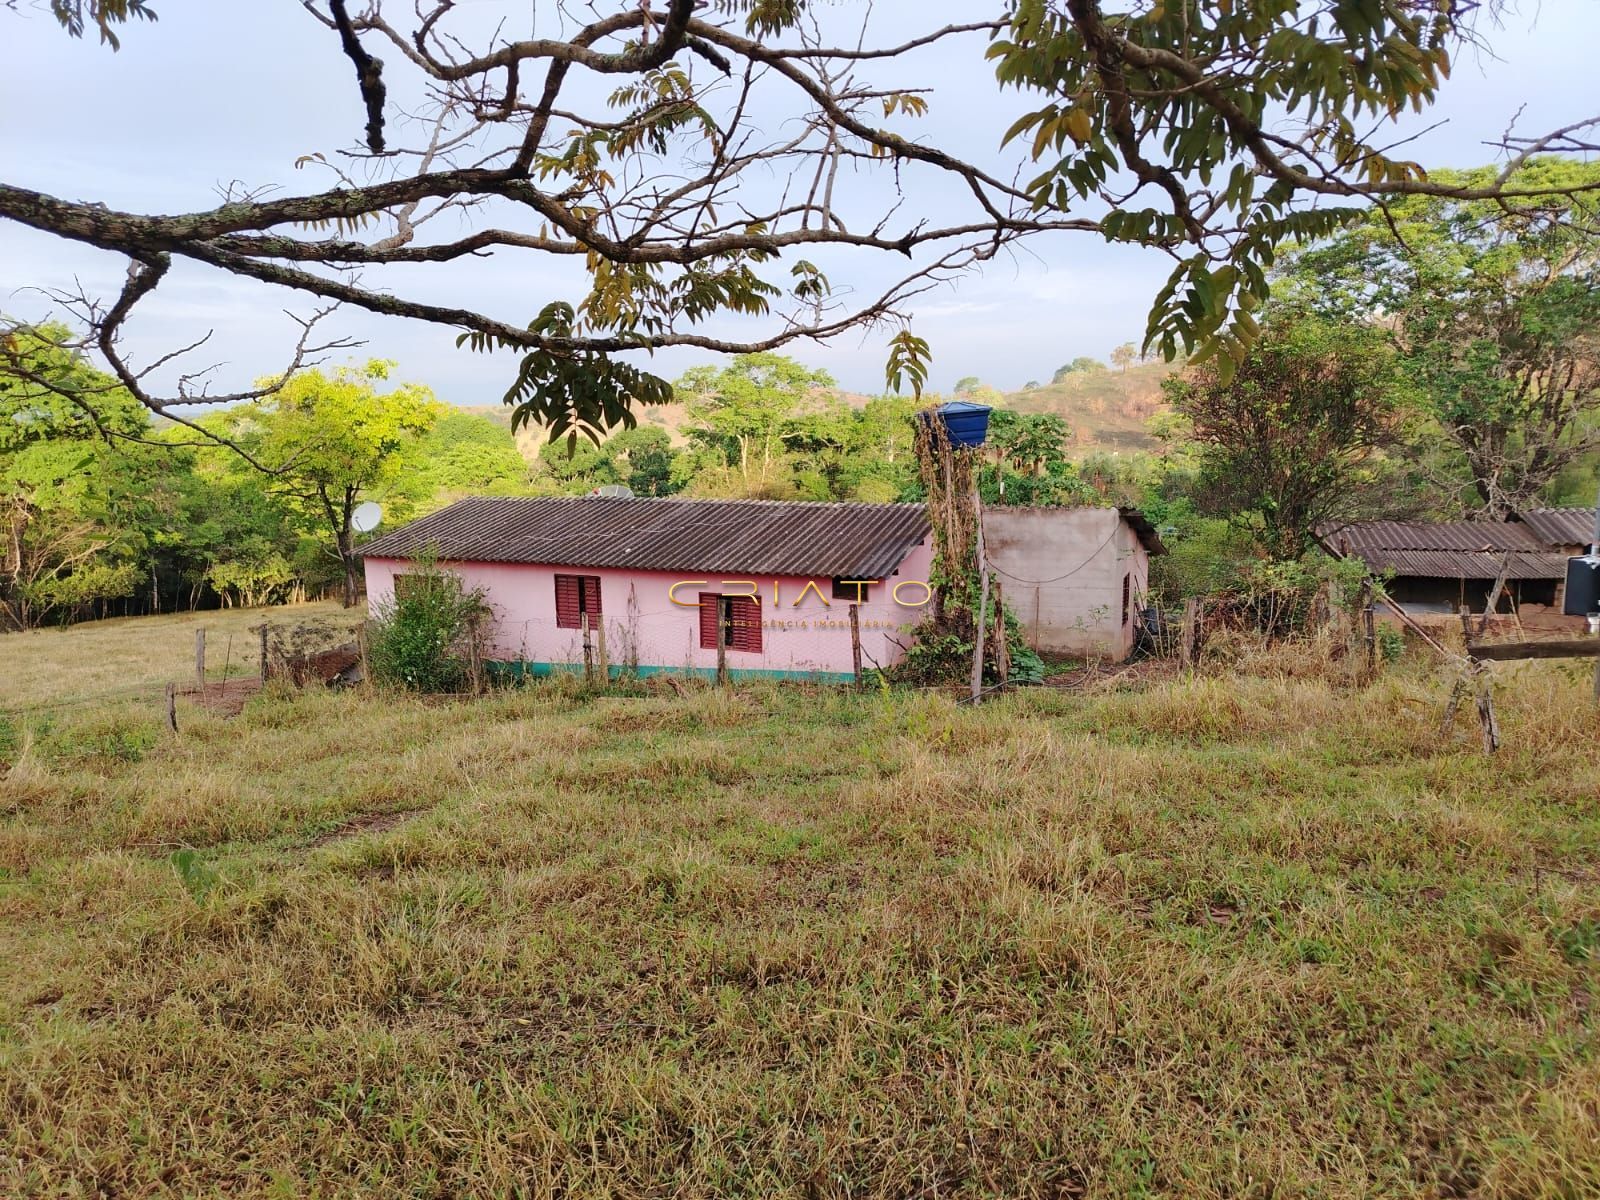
[340, 529, 359, 608]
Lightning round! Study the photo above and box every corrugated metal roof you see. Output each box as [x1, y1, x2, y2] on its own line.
[358, 496, 932, 579]
[1318, 518, 1576, 580]
[1325, 520, 1547, 556]
[1350, 548, 1569, 581]
[1516, 507, 1596, 548]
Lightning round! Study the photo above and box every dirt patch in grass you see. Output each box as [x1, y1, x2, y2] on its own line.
[305, 809, 420, 848]
[1042, 655, 1180, 691]
[179, 677, 263, 718]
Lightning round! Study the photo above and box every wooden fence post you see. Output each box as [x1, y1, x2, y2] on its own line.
[969, 475, 989, 703]
[596, 618, 609, 684]
[1475, 665, 1501, 754]
[1180, 597, 1200, 668]
[1359, 580, 1376, 683]
[1458, 606, 1500, 753]
[849, 602, 863, 689]
[356, 622, 369, 686]
[993, 578, 1008, 689]
[581, 612, 594, 684]
[716, 602, 729, 687]
[259, 624, 271, 683]
[467, 616, 484, 694]
[164, 682, 178, 734]
[194, 628, 206, 692]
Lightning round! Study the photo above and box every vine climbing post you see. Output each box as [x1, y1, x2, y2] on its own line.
[907, 403, 1019, 694]
[969, 472, 990, 703]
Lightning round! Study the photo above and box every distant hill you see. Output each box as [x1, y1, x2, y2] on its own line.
[1003, 359, 1178, 452]
[460, 357, 1180, 466]
[459, 388, 883, 464]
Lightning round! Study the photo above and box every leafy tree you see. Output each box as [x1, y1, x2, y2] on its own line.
[678, 354, 835, 497]
[1111, 343, 1138, 373]
[1281, 159, 1600, 517]
[249, 362, 441, 607]
[409, 412, 528, 505]
[0, 323, 146, 453]
[0, 434, 171, 629]
[988, 410, 1072, 478]
[605, 427, 679, 497]
[1161, 315, 1408, 559]
[172, 427, 310, 609]
[536, 436, 619, 491]
[980, 409, 1090, 505]
[5, 2, 1595, 441]
[1051, 357, 1106, 383]
[0, 326, 154, 627]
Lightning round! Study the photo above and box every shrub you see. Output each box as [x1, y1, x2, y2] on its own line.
[890, 609, 1045, 687]
[366, 560, 488, 692]
[1376, 623, 1405, 663]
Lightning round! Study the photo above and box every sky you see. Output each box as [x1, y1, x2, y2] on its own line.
[2, 0, 1599, 408]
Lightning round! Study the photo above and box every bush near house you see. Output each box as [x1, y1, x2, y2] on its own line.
[365, 560, 488, 692]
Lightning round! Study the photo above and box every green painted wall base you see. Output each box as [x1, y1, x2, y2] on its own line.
[487, 660, 857, 685]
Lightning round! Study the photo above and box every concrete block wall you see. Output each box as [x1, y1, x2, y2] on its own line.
[983, 507, 1149, 660]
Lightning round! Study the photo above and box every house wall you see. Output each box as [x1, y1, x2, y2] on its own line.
[982, 507, 1149, 660]
[363, 537, 935, 681]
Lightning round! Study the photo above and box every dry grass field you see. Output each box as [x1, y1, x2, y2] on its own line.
[2, 601, 361, 714]
[2, 612, 1598, 1197]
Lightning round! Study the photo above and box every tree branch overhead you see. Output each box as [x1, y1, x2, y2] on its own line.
[2, 0, 1597, 440]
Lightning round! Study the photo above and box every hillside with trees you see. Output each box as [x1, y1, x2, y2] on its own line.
[1003, 357, 1179, 451]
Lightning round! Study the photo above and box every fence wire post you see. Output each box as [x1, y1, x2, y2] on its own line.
[1360, 580, 1376, 684]
[849, 602, 863, 689]
[1180, 598, 1200, 669]
[993, 577, 1008, 689]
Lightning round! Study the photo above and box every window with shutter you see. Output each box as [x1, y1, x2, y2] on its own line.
[697, 593, 763, 653]
[698, 592, 721, 650]
[729, 595, 762, 653]
[555, 573, 602, 629]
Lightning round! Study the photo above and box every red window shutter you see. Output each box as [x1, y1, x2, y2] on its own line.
[730, 595, 762, 653]
[556, 574, 602, 629]
[555, 574, 581, 629]
[698, 592, 720, 650]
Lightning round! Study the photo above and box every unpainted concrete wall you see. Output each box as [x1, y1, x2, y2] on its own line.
[983, 507, 1150, 660]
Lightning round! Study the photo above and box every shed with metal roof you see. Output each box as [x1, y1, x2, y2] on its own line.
[1319, 514, 1582, 617]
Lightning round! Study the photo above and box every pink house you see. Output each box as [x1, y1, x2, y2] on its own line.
[359, 496, 936, 681]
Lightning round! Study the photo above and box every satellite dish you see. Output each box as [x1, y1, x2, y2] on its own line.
[351, 501, 383, 533]
[594, 485, 635, 498]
